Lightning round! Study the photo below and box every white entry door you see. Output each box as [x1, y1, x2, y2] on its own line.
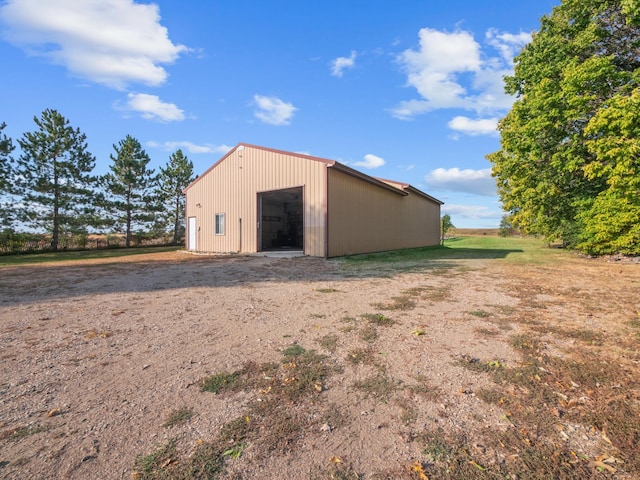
[188, 217, 197, 250]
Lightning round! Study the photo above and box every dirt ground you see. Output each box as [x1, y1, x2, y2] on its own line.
[0, 248, 638, 479]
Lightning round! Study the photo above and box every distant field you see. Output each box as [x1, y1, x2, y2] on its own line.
[450, 227, 500, 236]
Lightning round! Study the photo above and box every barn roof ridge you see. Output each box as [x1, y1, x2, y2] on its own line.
[184, 143, 443, 204]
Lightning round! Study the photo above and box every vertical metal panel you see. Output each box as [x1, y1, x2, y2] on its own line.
[184, 146, 327, 256]
[327, 169, 441, 257]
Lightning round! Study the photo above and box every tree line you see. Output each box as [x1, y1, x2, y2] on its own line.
[0, 109, 194, 251]
[488, 0, 640, 255]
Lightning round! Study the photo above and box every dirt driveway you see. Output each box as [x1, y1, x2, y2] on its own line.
[1, 248, 638, 479]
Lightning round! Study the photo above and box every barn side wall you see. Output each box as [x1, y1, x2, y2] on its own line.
[326, 168, 441, 257]
[185, 147, 327, 257]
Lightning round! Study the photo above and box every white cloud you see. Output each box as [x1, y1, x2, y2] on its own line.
[124, 93, 184, 122]
[146, 141, 231, 154]
[447, 116, 499, 136]
[253, 94, 297, 126]
[354, 153, 385, 169]
[486, 28, 531, 63]
[392, 28, 480, 119]
[392, 27, 530, 123]
[389, 99, 432, 120]
[441, 203, 503, 221]
[425, 167, 496, 196]
[331, 50, 357, 77]
[0, 0, 188, 89]
[471, 66, 516, 113]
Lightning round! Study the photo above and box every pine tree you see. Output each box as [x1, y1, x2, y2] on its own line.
[155, 149, 194, 244]
[14, 110, 97, 250]
[0, 122, 15, 229]
[102, 135, 158, 247]
[0, 122, 14, 192]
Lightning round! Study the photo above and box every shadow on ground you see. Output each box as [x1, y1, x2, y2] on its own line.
[0, 245, 523, 306]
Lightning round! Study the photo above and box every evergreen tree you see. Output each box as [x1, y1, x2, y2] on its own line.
[155, 149, 194, 244]
[488, 0, 640, 253]
[0, 122, 15, 229]
[103, 135, 157, 247]
[13, 110, 97, 250]
[0, 122, 14, 192]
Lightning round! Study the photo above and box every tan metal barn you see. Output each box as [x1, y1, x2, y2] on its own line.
[183, 143, 443, 257]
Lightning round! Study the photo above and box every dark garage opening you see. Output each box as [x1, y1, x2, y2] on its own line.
[259, 187, 303, 251]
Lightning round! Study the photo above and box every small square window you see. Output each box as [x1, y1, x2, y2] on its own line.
[215, 213, 225, 235]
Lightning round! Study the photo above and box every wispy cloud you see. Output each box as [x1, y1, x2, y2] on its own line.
[146, 141, 231, 154]
[354, 153, 385, 169]
[253, 94, 297, 126]
[425, 167, 496, 196]
[123, 93, 184, 122]
[486, 28, 531, 63]
[331, 50, 357, 77]
[0, 0, 188, 89]
[391, 26, 531, 135]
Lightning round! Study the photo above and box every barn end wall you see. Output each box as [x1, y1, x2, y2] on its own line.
[326, 168, 441, 257]
[184, 146, 327, 257]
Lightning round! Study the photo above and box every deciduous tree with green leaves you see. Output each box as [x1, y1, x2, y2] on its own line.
[155, 149, 194, 245]
[499, 214, 517, 237]
[488, 0, 640, 254]
[102, 135, 158, 247]
[441, 214, 454, 245]
[13, 110, 97, 250]
[578, 89, 640, 254]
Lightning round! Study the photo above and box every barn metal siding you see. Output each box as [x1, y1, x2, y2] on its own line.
[326, 168, 441, 257]
[184, 145, 327, 256]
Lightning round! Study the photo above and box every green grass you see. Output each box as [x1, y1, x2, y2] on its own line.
[162, 407, 193, 428]
[341, 236, 567, 267]
[445, 236, 568, 264]
[200, 372, 240, 394]
[1, 424, 49, 441]
[136, 344, 339, 478]
[345, 347, 377, 366]
[134, 439, 226, 480]
[416, 427, 595, 480]
[358, 324, 379, 342]
[467, 310, 491, 318]
[134, 440, 179, 479]
[372, 295, 416, 311]
[0, 246, 181, 267]
[361, 313, 395, 326]
[316, 334, 339, 352]
[282, 344, 306, 357]
[352, 373, 400, 402]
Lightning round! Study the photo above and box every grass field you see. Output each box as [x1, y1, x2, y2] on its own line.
[0, 245, 181, 267]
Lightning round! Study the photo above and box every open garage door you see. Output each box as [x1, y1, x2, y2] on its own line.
[258, 187, 303, 252]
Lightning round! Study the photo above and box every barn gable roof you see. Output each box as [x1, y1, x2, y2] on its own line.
[183, 142, 443, 205]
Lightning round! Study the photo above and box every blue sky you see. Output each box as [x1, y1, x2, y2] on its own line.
[0, 0, 560, 228]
